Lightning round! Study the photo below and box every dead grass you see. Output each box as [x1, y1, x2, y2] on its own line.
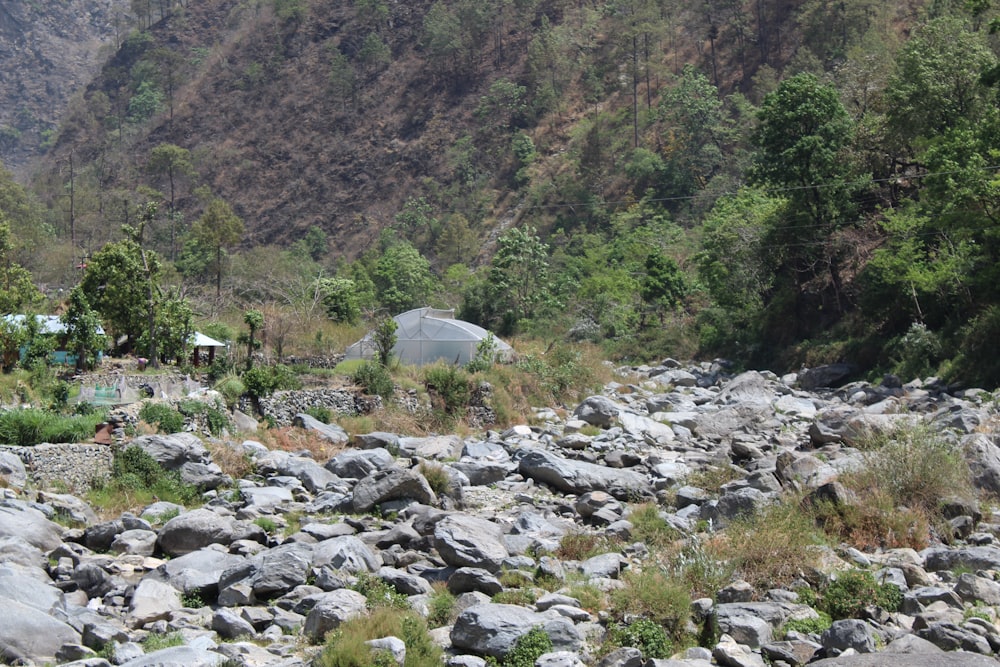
[205, 440, 255, 479]
[254, 426, 347, 461]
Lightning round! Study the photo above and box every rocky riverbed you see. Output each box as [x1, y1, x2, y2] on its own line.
[3, 360, 1000, 667]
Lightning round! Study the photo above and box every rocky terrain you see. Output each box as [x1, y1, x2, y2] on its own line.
[3, 361, 1000, 666]
[0, 0, 129, 174]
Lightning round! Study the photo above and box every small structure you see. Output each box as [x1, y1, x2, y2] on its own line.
[345, 307, 513, 366]
[5, 315, 106, 366]
[190, 331, 226, 367]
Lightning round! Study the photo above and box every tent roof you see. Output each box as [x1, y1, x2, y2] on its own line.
[191, 332, 226, 347]
[393, 308, 512, 346]
[5, 314, 105, 336]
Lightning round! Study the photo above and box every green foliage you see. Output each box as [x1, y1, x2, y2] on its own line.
[139, 402, 185, 434]
[372, 242, 437, 313]
[418, 461, 450, 496]
[214, 373, 246, 408]
[782, 611, 832, 636]
[352, 361, 394, 399]
[609, 568, 690, 640]
[242, 364, 300, 399]
[177, 399, 234, 437]
[605, 618, 672, 660]
[822, 570, 902, 620]
[315, 608, 442, 667]
[92, 445, 199, 510]
[0, 408, 108, 447]
[181, 591, 204, 608]
[423, 363, 470, 415]
[141, 631, 185, 652]
[427, 586, 456, 627]
[352, 572, 410, 610]
[371, 316, 397, 367]
[466, 333, 501, 373]
[503, 626, 552, 667]
[305, 405, 332, 424]
[254, 516, 278, 533]
[316, 278, 361, 324]
[628, 503, 678, 549]
[891, 322, 942, 381]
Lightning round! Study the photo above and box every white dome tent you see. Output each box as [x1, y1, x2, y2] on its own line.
[345, 307, 513, 366]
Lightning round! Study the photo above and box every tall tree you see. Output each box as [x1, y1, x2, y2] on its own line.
[146, 143, 195, 260]
[61, 286, 105, 373]
[190, 197, 244, 300]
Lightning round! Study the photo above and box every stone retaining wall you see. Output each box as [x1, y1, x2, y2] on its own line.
[255, 388, 376, 426]
[2, 443, 114, 493]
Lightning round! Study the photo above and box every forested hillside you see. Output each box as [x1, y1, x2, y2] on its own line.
[4, 0, 1000, 386]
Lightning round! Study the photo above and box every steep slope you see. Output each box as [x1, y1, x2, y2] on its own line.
[0, 0, 129, 175]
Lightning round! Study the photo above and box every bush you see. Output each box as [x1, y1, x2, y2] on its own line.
[139, 402, 185, 434]
[177, 399, 233, 437]
[605, 618, 672, 660]
[609, 568, 690, 641]
[628, 503, 678, 549]
[782, 611, 832, 636]
[214, 373, 246, 407]
[314, 608, 442, 667]
[504, 626, 552, 667]
[424, 363, 470, 414]
[427, 585, 456, 627]
[418, 461, 450, 496]
[305, 405, 332, 424]
[822, 570, 902, 620]
[351, 572, 409, 610]
[90, 445, 199, 511]
[242, 366, 277, 398]
[353, 361, 394, 399]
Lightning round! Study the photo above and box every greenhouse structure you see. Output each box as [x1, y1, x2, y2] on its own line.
[345, 307, 513, 366]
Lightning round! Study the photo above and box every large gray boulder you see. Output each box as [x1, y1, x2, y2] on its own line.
[303, 589, 368, 642]
[397, 435, 463, 460]
[255, 449, 339, 493]
[351, 468, 436, 513]
[129, 578, 182, 627]
[517, 448, 652, 500]
[325, 447, 396, 478]
[292, 413, 349, 444]
[433, 514, 509, 573]
[0, 501, 65, 551]
[922, 546, 1000, 572]
[156, 508, 237, 557]
[962, 434, 1000, 497]
[0, 450, 27, 488]
[572, 396, 621, 427]
[219, 542, 314, 604]
[0, 598, 81, 665]
[130, 432, 211, 469]
[450, 603, 583, 659]
[312, 535, 381, 574]
[0, 566, 66, 614]
[119, 646, 225, 667]
[145, 546, 246, 596]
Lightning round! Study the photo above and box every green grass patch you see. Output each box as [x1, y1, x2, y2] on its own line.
[141, 631, 185, 652]
[87, 445, 199, 514]
[0, 407, 109, 446]
[139, 402, 185, 434]
[314, 607, 442, 667]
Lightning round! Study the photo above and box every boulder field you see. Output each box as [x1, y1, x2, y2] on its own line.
[2, 360, 1000, 666]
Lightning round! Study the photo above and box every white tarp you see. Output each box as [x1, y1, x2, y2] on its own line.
[345, 307, 513, 366]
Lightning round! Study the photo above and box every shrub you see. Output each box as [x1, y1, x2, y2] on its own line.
[141, 632, 185, 652]
[254, 517, 278, 533]
[314, 608, 442, 667]
[628, 502, 678, 549]
[305, 405, 332, 424]
[353, 361, 394, 399]
[821, 570, 902, 620]
[424, 363, 471, 414]
[782, 611, 832, 636]
[427, 584, 456, 627]
[241, 364, 303, 399]
[556, 531, 620, 561]
[177, 399, 233, 437]
[214, 373, 246, 407]
[504, 626, 552, 667]
[609, 568, 690, 641]
[90, 445, 199, 512]
[418, 461, 450, 496]
[716, 499, 823, 592]
[605, 618, 672, 659]
[139, 402, 185, 434]
[351, 572, 410, 610]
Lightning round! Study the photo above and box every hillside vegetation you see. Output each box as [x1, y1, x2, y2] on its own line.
[3, 0, 1000, 385]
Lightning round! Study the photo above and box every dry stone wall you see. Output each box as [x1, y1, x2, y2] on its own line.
[2, 442, 113, 493]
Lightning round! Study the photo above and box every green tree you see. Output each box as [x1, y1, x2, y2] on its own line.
[242, 309, 264, 371]
[372, 242, 437, 313]
[0, 216, 42, 314]
[475, 226, 553, 333]
[358, 32, 391, 75]
[371, 314, 398, 367]
[190, 198, 244, 299]
[641, 251, 686, 325]
[80, 235, 161, 354]
[61, 286, 106, 373]
[328, 48, 357, 110]
[316, 277, 361, 324]
[751, 73, 861, 313]
[146, 291, 193, 365]
[146, 143, 195, 260]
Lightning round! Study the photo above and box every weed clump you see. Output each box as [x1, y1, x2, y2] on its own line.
[820, 569, 902, 620]
[503, 626, 552, 667]
[314, 607, 441, 667]
[89, 445, 199, 513]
